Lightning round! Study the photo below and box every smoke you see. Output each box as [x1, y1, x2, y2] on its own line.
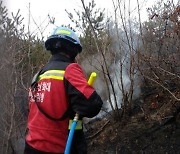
[103, 22, 141, 113]
[80, 53, 108, 100]
[81, 21, 142, 120]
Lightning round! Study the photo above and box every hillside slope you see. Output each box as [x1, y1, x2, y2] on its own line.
[86, 90, 180, 154]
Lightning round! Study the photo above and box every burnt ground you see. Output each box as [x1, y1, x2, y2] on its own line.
[85, 90, 180, 154]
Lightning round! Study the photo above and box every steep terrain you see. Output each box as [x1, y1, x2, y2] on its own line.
[86, 89, 180, 154]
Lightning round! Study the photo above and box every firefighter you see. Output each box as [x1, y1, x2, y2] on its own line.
[24, 26, 103, 154]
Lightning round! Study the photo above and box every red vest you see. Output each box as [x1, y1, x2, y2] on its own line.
[25, 55, 101, 153]
[26, 69, 69, 153]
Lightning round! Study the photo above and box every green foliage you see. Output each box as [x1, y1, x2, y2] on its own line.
[0, 1, 50, 153]
[65, 0, 109, 61]
[0, 1, 50, 77]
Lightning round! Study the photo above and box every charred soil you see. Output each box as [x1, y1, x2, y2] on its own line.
[85, 90, 180, 154]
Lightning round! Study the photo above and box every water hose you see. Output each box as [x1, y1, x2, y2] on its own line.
[64, 72, 97, 154]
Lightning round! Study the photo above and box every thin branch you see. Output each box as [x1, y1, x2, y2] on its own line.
[157, 66, 180, 79]
[81, 0, 119, 112]
[86, 120, 110, 139]
[144, 75, 180, 101]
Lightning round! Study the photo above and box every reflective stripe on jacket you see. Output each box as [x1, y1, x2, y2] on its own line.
[26, 54, 103, 153]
